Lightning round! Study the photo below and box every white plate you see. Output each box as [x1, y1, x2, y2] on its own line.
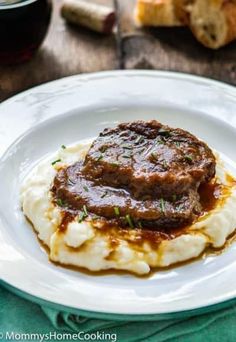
[1, 71, 236, 320]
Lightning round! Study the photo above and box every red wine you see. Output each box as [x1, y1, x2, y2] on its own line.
[0, 0, 52, 64]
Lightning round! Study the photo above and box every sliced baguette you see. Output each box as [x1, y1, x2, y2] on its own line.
[134, 0, 236, 49]
[174, 0, 195, 24]
[177, 0, 236, 49]
[135, 0, 183, 27]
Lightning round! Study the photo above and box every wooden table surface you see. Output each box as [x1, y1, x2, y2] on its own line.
[1, 0, 236, 102]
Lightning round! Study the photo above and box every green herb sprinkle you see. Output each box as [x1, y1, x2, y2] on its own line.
[160, 198, 165, 214]
[185, 155, 193, 163]
[114, 207, 120, 216]
[57, 198, 64, 207]
[126, 214, 134, 228]
[51, 159, 61, 166]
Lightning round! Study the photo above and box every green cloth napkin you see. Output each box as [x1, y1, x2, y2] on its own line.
[0, 285, 236, 342]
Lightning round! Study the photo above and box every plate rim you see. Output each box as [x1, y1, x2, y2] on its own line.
[1, 70, 236, 319]
[1, 279, 236, 321]
[1, 69, 236, 108]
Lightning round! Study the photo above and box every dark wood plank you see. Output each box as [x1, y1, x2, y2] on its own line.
[0, 0, 117, 102]
[118, 0, 236, 85]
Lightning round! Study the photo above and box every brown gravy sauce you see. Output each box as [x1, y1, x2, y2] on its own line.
[30, 176, 236, 278]
[57, 179, 227, 246]
[198, 181, 221, 212]
[36, 228, 236, 279]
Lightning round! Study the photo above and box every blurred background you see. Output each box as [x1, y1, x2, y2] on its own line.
[1, 0, 236, 102]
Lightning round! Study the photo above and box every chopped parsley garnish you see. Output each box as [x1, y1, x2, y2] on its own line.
[92, 215, 100, 221]
[135, 136, 144, 144]
[78, 211, 86, 223]
[68, 178, 76, 186]
[175, 141, 181, 147]
[57, 198, 65, 207]
[185, 155, 193, 163]
[158, 129, 171, 137]
[100, 146, 108, 153]
[78, 205, 88, 223]
[83, 205, 88, 216]
[61, 145, 66, 149]
[111, 162, 119, 167]
[123, 155, 131, 159]
[114, 207, 120, 216]
[51, 159, 61, 166]
[162, 160, 168, 169]
[138, 221, 143, 229]
[96, 154, 103, 161]
[123, 145, 132, 150]
[125, 214, 134, 228]
[101, 191, 108, 198]
[83, 186, 89, 192]
[160, 198, 165, 214]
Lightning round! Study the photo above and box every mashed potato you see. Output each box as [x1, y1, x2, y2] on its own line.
[20, 142, 236, 275]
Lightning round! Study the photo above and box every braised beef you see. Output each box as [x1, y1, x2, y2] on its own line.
[52, 120, 216, 230]
[82, 121, 215, 199]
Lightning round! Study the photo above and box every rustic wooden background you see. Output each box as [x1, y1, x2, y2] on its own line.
[1, 0, 236, 102]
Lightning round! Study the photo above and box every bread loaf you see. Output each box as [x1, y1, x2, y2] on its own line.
[134, 0, 236, 49]
[174, 0, 194, 24]
[135, 0, 183, 26]
[176, 0, 236, 49]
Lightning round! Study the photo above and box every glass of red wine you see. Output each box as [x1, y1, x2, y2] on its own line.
[0, 0, 52, 65]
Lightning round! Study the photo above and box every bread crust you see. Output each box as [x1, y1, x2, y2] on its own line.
[135, 0, 183, 26]
[174, 0, 194, 24]
[176, 0, 236, 48]
[134, 0, 236, 48]
[224, 0, 236, 45]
